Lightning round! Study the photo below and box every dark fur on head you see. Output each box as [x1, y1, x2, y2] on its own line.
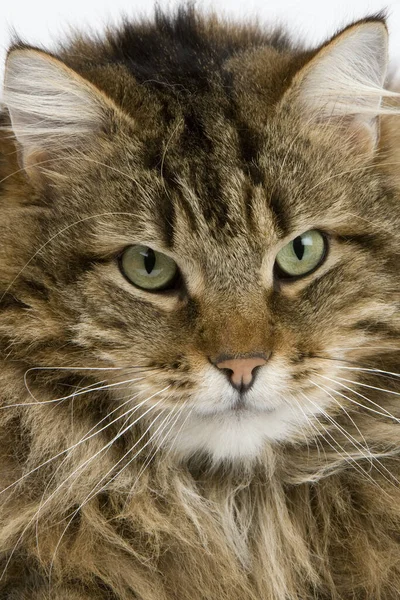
[0, 6, 399, 599]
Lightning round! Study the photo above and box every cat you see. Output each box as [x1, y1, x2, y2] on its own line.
[0, 5, 399, 599]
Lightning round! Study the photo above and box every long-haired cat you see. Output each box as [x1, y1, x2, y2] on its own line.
[0, 6, 399, 599]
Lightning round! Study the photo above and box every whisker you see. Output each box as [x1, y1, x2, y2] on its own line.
[12, 364, 161, 412]
[25, 365, 144, 372]
[295, 394, 355, 471]
[73, 152, 155, 200]
[160, 401, 195, 462]
[38, 390, 168, 506]
[335, 366, 400, 378]
[311, 380, 400, 487]
[137, 401, 184, 464]
[82, 403, 174, 506]
[160, 118, 184, 184]
[0, 389, 155, 496]
[116, 403, 193, 514]
[0, 386, 170, 582]
[329, 346, 399, 351]
[313, 353, 400, 370]
[0, 155, 74, 188]
[300, 392, 366, 464]
[306, 159, 400, 195]
[332, 376, 400, 398]
[310, 379, 373, 467]
[34, 391, 152, 543]
[300, 392, 391, 497]
[48, 400, 175, 584]
[315, 374, 400, 424]
[36, 406, 136, 560]
[0, 211, 145, 303]
[1, 375, 148, 411]
[133, 398, 195, 486]
[289, 395, 329, 468]
[21, 375, 149, 407]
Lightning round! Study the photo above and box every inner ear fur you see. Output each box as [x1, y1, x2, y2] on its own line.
[282, 18, 400, 154]
[2, 47, 131, 172]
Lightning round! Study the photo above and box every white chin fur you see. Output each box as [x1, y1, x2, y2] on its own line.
[167, 405, 297, 464]
[157, 361, 332, 465]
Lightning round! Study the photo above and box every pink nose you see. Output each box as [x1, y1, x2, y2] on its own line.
[215, 356, 267, 389]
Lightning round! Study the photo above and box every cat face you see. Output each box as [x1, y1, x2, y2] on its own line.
[1, 18, 399, 465]
[69, 123, 394, 463]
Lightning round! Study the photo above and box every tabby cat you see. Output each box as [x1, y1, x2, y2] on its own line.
[0, 6, 399, 599]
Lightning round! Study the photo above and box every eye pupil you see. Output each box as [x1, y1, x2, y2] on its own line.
[143, 248, 156, 274]
[293, 236, 305, 260]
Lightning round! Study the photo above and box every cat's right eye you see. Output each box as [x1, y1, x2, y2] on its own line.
[119, 245, 179, 291]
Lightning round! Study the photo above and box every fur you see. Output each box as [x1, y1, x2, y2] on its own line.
[0, 7, 399, 599]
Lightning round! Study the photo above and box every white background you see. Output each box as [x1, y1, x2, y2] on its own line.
[1, 0, 400, 90]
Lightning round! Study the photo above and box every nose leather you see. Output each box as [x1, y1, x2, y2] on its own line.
[215, 356, 267, 388]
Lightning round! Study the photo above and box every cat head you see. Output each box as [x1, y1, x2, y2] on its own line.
[1, 11, 399, 467]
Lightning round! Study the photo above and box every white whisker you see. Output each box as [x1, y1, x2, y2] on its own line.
[311, 380, 400, 487]
[161, 402, 195, 461]
[48, 400, 175, 585]
[336, 366, 400, 378]
[0, 386, 170, 582]
[0, 211, 145, 303]
[316, 374, 400, 424]
[21, 375, 148, 407]
[0, 391, 149, 497]
[34, 391, 154, 553]
[288, 394, 327, 465]
[333, 376, 400, 397]
[300, 392, 391, 497]
[310, 380, 373, 465]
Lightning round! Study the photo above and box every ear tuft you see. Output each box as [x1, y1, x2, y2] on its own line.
[2, 49, 119, 165]
[287, 20, 400, 153]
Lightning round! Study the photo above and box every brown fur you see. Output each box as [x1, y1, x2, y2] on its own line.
[0, 8, 399, 599]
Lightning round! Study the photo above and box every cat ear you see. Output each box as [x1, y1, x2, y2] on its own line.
[287, 19, 395, 153]
[2, 48, 124, 170]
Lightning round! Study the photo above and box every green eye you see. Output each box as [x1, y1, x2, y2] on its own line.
[120, 245, 178, 291]
[275, 230, 327, 278]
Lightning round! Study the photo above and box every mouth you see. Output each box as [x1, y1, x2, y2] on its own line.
[228, 387, 281, 413]
[231, 392, 247, 411]
[198, 396, 277, 417]
[191, 381, 284, 417]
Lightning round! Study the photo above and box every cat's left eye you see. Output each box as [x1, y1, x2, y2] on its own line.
[119, 245, 178, 291]
[275, 230, 327, 279]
